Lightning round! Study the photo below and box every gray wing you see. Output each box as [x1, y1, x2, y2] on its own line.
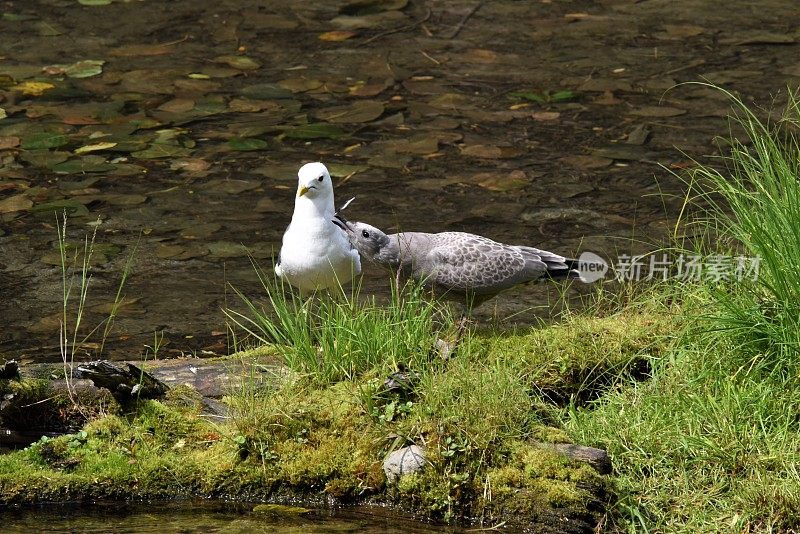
[421, 232, 553, 294]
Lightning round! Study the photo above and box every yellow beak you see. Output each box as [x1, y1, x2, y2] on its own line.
[298, 185, 310, 197]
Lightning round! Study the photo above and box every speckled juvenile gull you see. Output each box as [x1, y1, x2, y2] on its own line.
[337, 219, 578, 307]
[274, 162, 361, 295]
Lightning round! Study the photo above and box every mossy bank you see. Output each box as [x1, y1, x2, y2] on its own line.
[0, 301, 673, 532]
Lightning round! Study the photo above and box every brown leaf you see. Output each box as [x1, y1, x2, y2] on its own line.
[278, 77, 324, 93]
[473, 170, 529, 192]
[460, 145, 522, 159]
[531, 111, 560, 121]
[157, 98, 196, 113]
[319, 30, 358, 41]
[0, 136, 20, 149]
[0, 194, 33, 213]
[315, 100, 385, 123]
[629, 106, 686, 118]
[170, 158, 211, 173]
[110, 43, 174, 57]
[560, 154, 613, 169]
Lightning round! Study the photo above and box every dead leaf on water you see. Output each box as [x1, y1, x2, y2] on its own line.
[214, 55, 261, 71]
[0, 194, 33, 214]
[202, 179, 260, 194]
[472, 170, 529, 192]
[110, 43, 174, 57]
[721, 31, 796, 45]
[629, 106, 686, 118]
[158, 98, 195, 113]
[132, 143, 192, 159]
[52, 158, 117, 174]
[339, 0, 407, 16]
[319, 30, 358, 41]
[45, 59, 105, 79]
[315, 100, 385, 123]
[11, 81, 56, 96]
[227, 138, 268, 151]
[531, 111, 560, 121]
[367, 153, 411, 169]
[179, 223, 221, 240]
[278, 78, 325, 93]
[460, 144, 521, 159]
[74, 142, 118, 155]
[207, 241, 248, 259]
[626, 124, 650, 145]
[156, 243, 209, 261]
[170, 158, 211, 173]
[19, 150, 70, 168]
[35, 21, 65, 36]
[282, 123, 345, 140]
[21, 132, 69, 150]
[0, 136, 20, 149]
[560, 154, 613, 169]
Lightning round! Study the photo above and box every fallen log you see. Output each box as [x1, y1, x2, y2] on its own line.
[75, 360, 168, 404]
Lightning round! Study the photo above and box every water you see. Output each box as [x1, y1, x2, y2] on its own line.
[2, 0, 799, 362]
[3, 501, 465, 534]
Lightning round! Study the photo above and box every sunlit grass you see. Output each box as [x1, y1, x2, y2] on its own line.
[566, 86, 800, 532]
[225, 259, 454, 384]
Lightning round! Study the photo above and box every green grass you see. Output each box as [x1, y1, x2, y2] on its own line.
[225, 261, 452, 384]
[564, 87, 800, 532]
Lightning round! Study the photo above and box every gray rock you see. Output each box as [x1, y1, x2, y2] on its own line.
[383, 444, 426, 484]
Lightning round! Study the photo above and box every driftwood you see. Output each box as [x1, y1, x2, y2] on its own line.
[535, 442, 612, 475]
[75, 360, 168, 404]
[0, 357, 263, 446]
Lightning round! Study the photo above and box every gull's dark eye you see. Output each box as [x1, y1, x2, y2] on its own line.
[362, 230, 370, 238]
[317, 175, 324, 182]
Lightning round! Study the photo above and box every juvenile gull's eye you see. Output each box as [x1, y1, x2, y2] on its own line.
[317, 175, 324, 182]
[362, 230, 370, 238]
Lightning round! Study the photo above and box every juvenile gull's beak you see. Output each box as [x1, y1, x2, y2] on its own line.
[297, 185, 310, 197]
[332, 213, 352, 233]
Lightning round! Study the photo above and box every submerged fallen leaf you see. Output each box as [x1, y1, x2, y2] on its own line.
[278, 77, 324, 93]
[45, 59, 105, 78]
[78, 0, 112, 4]
[629, 106, 686, 118]
[214, 55, 261, 70]
[319, 30, 357, 41]
[30, 198, 90, 217]
[315, 100, 384, 123]
[560, 154, 613, 169]
[0, 136, 19, 149]
[339, 0, 407, 16]
[110, 43, 174, 57]
[74, 142, 118, 155]
[11, 81, 55, 96]
[0, 194, 33, 214]
[52, 158, 116, 174]
[473, 170, 529, 192]
[170, 158, 211, 172]
[460, 144, 521, 159]
[282, 123, 344, 140]
[227, 138, 268, 151]
[21, 132, 69, 150]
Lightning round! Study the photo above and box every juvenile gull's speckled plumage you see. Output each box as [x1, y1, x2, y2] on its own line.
[339, 219, 577, 307]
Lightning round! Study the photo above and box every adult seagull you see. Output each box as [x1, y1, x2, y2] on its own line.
[275, 162, 361, 295]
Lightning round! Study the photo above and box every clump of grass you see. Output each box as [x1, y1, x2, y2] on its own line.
[225, 260, 452, 384]
[56, 212, 137, 405]
[566, 86, 800, 532]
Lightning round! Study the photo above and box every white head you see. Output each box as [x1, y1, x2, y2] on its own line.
[296, 162, 333, 203]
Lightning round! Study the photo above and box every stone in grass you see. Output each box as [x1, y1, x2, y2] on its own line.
[384, 444, 426, 484]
